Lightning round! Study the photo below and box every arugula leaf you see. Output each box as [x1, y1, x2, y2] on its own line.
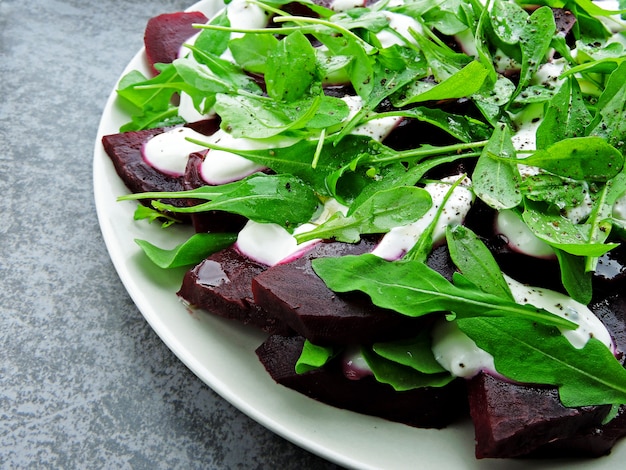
[173, 55, 261, 96]
[518, 136, 624, 182]
[372, 329, 449, 375]
[116, 66, 188, 130]
[373, 105, 492, 143]
[191, 9, 231, 58]
[536, 77, 592, 149]
[554, 248, 593, 304]
[445, 225, 513, 299]
[472, 124, 522, 210]
[457, 316, 626, 407]
[314, 30, 375, 99]
[229, 33, 279, 74]
[295, 186, 432, 243]
[396, 60, 490, 105]
[132, 204, 181, 227]
[514, 6, 556, 102]
[522, 200, 618, 257]
[587, 61, 626, 155]
[265, 30, 320, 102]
[312, 254, 576, 329]
[336, 45, 427, 138]
[520, 173, 588, 209]
[295, 340, 336, 374]
[214, 93, 349, 139]
[134, 232, 236, 269]
[362, 347, 454, 391]
[119, 174, 319, 230]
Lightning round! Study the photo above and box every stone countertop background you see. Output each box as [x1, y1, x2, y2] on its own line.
[0, 1, 340, 468]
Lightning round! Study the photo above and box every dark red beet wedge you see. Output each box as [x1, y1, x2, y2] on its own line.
[468, 373, 610, 459]
[256, 334, 468, 428]
[102, 127, 192, 219]
[144, 11, 208, 76]
[177, 246, 290, 335]
[251, 239, 427, 345]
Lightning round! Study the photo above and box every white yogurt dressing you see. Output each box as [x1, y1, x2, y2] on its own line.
[372, 174, 474, 260]
[495, 209, 555, 258]
[141, 126, 301, 184]
[375, 12, 423, 48]
[198, 130, 296, 184]
[341, 95, 403, 141]
[505, 275, 613, 350]
[142, 127, 211, 176]
[235, 220, 320, 266]
[432, 320, 496, 378]
[236, 198, 349, 266]
[329, 0, 366, 12]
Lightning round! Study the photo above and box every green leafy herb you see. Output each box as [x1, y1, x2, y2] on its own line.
[135, 232, 237, 268]
[457, 316, 626, 407]
[445, 225, 513, 299]
[118, 174, 319, 230]
[372, 329, 449, 375]
[295, 340, 336, 374]
[312, 254, 576, 329]
[362, 347, 454, 391]
[295, 186, 432, 243]
[472, 124, 522, 210]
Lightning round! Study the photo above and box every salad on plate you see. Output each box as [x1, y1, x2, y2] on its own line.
[99, 0, 626, 461]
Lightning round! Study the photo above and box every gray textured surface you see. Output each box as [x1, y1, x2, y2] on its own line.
[0, 1, 341, 468]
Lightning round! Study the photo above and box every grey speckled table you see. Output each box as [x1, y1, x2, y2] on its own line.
[0, 1, 341, 468]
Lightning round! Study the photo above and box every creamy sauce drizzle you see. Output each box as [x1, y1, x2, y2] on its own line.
[372, 174, 474, 260]
[495, 209, 554, 259]
[505, 275, 613, 350]
[236, 199, 349, 266]
[142, 127, 210, 176]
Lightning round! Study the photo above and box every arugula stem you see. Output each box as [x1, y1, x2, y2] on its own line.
[273, 16, 377, 55]
[312, 128, 326, 169]
[373, 140, 488, 164]
[117, 188, 224, 202]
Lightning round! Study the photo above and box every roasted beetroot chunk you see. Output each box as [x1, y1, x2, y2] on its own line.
[256, 334, 468, 428]
[177, 246, 290, 335]
[467, 373, 611, 459]
[144, 11, 208, 76]
[102, 127, 194, 219]
[102, 127, 182, 194]
[251, 239, 427, 345]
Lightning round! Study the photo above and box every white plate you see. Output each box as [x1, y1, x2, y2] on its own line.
[93, 1, 626, 468]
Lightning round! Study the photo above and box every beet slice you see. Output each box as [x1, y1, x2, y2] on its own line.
[256, 334, 468, 428]
[251, 238, 427, 345]
[468, 373, 610, 459]
[144, 11, 208, 76]
[177, 246, 290, 334]
[102, 126, 193, 219]
[102, 120, 222, 220]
